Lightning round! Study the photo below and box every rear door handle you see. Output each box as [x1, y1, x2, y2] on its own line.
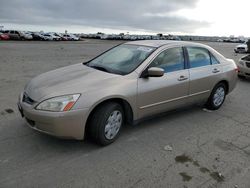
[212, 68, 220, 73]
[178, 75, 188, 81]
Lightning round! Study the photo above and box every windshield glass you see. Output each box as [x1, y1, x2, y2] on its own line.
[86, 44, 156, 75]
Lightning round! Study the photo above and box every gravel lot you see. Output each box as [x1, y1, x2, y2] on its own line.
[0, 40, 250, 188]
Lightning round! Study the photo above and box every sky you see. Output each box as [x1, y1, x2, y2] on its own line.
[0, 0, 249, 37]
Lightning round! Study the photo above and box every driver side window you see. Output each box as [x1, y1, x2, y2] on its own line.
[149, 47, 185, 73]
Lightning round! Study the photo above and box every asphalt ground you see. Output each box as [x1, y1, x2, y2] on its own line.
[0, 39, 249, 188]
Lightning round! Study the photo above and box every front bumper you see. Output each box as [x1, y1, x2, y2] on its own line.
[18, 95, 89, 140]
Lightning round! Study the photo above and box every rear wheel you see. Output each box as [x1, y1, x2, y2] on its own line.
[89, 102, 124, 146]
[206, 83, 226, 110]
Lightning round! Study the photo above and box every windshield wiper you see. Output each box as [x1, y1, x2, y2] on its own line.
[85, 63, 124, 75]
[88, 65, 111, 73]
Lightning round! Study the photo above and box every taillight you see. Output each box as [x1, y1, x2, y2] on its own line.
[235, 67, 239, 73]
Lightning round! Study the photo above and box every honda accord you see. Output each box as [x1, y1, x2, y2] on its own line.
[18, 40, 238, 145]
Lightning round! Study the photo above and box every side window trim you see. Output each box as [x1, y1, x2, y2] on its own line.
[209, 51, 220, 65]
[183, 47, 190, 69]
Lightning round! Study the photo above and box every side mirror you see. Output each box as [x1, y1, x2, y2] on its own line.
[141, 67, 164, 78]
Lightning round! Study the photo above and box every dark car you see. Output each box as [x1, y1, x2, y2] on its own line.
[31, 33, 46, 41]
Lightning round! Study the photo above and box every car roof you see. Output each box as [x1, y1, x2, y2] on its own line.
[125, 40, 206, 48]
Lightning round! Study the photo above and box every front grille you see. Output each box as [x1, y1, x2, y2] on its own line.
[246, 62, 250, 68]
[22, 93, 35, 105]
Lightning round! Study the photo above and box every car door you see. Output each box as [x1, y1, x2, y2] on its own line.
[186, 46, 223, 103]
[13, 31, 19, 40]
[9, 31, 15, 39]
[16, 31, 22, 40]
[137, 47, 189, 119]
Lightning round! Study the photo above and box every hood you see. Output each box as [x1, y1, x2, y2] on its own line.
[236, 44, 247, 48]
[25, 63, 118, 101]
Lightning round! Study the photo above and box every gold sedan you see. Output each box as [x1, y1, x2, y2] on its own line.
[18, 40, 238, 145]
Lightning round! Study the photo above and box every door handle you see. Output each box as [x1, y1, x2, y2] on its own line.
[212, 68, 220, 73]
[178, 75, 188, 81]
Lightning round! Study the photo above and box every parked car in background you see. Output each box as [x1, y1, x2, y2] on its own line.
[3, 30, 24, 40]
[237, 54, 250, 78]
[18, 40, 238, 145]
[42, 33, 60, 41]
[52, 33, 65, 40]
[31, 33, 46, 41]
[20, 32, 33, 40]
[63, 34, 79, 41]
[100, 34, 112, 40]
[49, 33, 62, 41]
[0, 32, 10, 40]
[234, 43, 248, 53]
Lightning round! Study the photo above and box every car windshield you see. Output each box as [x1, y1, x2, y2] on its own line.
[86, 44, 155, 75]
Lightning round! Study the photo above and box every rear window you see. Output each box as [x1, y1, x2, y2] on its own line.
[210, 53, 220, 64]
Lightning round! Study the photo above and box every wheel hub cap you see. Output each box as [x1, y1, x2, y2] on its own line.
[213, 87, 225, 107]
[104, 110, 122, 140]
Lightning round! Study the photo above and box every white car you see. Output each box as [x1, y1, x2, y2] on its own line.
[43, 33, 61, 41]
[41, 34, 53, 41]
[20, 32, 33, 40]
[237, 54, 250, 78]
[234, 43, 248, 53]
[63, 34, 79, 41]
[70, 34, 80, 41]
[50, 33, 64, 40]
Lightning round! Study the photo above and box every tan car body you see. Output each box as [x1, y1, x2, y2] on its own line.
[18, 40, 238, 140]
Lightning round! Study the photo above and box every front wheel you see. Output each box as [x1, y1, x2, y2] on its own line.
[206, 83, 226, 110]
[89, 102, 124, 146]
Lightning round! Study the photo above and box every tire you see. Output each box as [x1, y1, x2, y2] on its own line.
[206, 83, 226, 110]
[89, 102, 124, 146]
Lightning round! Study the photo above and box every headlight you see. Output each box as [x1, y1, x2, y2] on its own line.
[36, 94, 80, 112]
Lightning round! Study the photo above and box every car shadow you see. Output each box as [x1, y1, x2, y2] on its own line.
[122, 104, 202, 134]
[238, 77, 250, 82]
[31, 129, 100, 153]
